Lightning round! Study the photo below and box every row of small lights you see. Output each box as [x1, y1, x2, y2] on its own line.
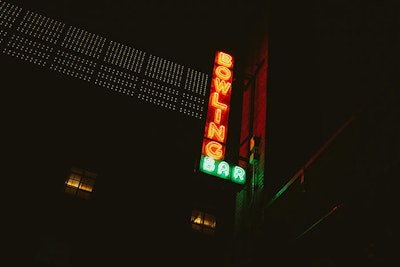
[0, 0, 22, 29]
[61, 26, 106, 59]
[0, 28, 7, 43]
[179, 107, 203, 119]
[181, 92, 205, 108]
[179, 92, 205, 119]
[7, 34, 53, 53]
[17, 11, 65, 44]
[94, 78, 135, 97]
[138, 79, 179, 109]
[3, 35, 206, 119]
[1, 0, 207, 120]
[144, 54, 184, 87]
[50, 50, 96, 81]
[3, 47, 46, 66]
[97, 65, 138, 90]
[2, 34, 52, 66]
[184, 68, 209, 96]
[141, 78, 179, 97]
[104, 40, 146, 73]
[99, 65, 139, 81]
[50, 63, 92, 82]
[137, 89, 177, 111]
[54, 50, 96, 71]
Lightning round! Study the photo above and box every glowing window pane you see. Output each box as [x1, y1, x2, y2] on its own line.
[190, 210, 217, 236]
[203, 214, 216, 228]
[65, 167, 96, 199]
[79, 183, 93, 192]
[66, 174, 81, 188]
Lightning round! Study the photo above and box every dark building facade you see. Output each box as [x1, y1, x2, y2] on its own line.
[2, 1, 268, 266]
[250, 1, 399, 266]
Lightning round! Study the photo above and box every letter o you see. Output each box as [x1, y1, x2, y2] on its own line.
[215, 66, 231, 81]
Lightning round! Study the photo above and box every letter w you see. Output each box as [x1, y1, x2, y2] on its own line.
[214, 78, 231, 95]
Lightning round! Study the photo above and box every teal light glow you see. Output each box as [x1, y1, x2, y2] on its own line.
[199, 156, 246, 184]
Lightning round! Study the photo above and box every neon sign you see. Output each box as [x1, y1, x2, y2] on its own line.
[199, 51, 246, 184]
[199, 156, 246, 184]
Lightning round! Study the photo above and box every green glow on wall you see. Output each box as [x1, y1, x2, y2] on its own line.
[199, 156, 246, 184]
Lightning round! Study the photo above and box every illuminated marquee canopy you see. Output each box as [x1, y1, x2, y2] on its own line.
[199, 51, 246, 185]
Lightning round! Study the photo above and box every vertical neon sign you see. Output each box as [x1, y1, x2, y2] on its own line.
[199, 51, 246, 184]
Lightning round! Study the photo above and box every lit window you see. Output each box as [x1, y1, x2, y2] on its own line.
[190, 210, 216, 236]
[64, 167, 97, 199]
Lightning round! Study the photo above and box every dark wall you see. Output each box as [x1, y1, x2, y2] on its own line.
[265, 0, 399, 198]
[1, 48, 204, 266]
[254, 1, 399, 265]
[265, 0, 322, 196]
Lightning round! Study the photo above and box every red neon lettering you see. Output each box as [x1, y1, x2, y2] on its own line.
[204, 140, 224, 160]
[214, 109, 222, 124]
[201, 51, 234, 162]
[217, 52, 233, 68]
[215, 66, 231, 80]
[211, 92, 228, 110]
[207, 122, 226, 143]
[214, 78, 231, 95]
